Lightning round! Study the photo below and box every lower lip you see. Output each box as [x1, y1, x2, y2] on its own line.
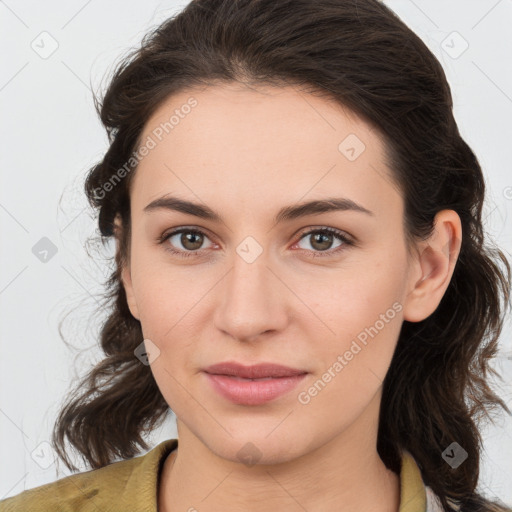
[204, 372, 307, 405]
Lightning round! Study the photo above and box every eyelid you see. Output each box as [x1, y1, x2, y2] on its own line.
[295, 225, 354, 244]
[158, 225, 355, 258]
[292, 226, 355, 257]
[157, 226, 216, 257]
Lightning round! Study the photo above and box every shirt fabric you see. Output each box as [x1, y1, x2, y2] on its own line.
[0, 438, 445, 511]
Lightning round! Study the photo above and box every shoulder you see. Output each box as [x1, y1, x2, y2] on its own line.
[0, 439, 178, 512]
[0, 456, 140, 512]
[0, 461, 129, 512]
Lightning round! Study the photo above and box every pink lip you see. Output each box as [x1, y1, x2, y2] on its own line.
[203, 361, 308, 405]
[203, 361, 307, 379]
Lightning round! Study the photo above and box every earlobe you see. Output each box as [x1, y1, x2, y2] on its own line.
[402, 210, 462, 323]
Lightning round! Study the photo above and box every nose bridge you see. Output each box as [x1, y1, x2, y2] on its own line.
[214, 239, 286, 340]
[227, 243, 272, 312]
[230, 242, 268, 292]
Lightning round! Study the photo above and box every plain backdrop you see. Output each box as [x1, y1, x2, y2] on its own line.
[1, 0, 511, 504]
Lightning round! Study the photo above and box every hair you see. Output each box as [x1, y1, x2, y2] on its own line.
[51, 0, 511, 510]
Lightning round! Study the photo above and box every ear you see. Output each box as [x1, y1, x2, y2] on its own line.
[402, 209, 462, 323]
[114, 214, 140, 321]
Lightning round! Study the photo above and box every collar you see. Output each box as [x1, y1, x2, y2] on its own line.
[0, 439, 434, 511]
[399, 450, 427, 511]
[124, 440, 427, 511]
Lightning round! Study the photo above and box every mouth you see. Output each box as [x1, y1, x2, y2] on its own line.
[219, 376, 282, 381]
[202, 362, 308, 405]
[203, 361, 308, 379]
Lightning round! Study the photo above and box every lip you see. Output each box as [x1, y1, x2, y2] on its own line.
[203, 362, 308, 405]
[203, 361, 307, 379]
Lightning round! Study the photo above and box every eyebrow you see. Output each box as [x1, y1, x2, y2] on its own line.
[143, 195, 374, 224]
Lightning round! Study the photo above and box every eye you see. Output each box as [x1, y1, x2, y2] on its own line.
[293, 227, 354, 257]
[158, 228, 214, 258]
[158, 226, 354, 259]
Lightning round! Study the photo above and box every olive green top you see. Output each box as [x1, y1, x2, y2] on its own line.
[0, 439, 429, 511]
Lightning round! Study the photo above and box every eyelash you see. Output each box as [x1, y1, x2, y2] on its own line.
[157, 226, 354, 259]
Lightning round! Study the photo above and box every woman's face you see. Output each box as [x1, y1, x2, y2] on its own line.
[120, 83, 423, 464]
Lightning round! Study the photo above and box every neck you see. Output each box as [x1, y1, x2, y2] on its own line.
[158, 393, 400, 512]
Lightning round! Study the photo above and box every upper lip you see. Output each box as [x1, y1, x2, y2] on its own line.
[203, 361, 308, 379]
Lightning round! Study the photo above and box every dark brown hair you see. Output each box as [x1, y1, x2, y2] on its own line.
[51, 1, 511, 510]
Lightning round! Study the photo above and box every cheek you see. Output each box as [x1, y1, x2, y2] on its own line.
[297, 259, 405, 388]
[130, 258, 197, 333]
[301, 260, 404, 337]
[131, 265, 211, 387]
[294, 290, 403, 427]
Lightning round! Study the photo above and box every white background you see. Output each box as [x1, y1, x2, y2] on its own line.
[1, 0, 511, 505]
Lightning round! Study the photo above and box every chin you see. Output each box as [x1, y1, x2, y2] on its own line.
[200, 428, 310, 467]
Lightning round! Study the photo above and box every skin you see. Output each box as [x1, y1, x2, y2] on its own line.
[116, 82, 462, 512]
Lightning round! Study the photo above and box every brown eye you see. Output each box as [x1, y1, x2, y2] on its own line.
[159, 228, 214, 258]
[178, 231, 204, 251]
[294, 227, 354, 258]
[309, 232, 335, 251]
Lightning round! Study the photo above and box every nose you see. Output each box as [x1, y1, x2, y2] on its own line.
[213, 248, 289, 343]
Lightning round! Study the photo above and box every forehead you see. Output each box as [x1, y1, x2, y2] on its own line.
[131, 83, 402, 220]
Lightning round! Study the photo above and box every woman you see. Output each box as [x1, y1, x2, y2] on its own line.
[1, 0, 510, 511]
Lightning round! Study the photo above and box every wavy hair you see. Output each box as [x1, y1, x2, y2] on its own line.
[51, 1, 511, 510]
